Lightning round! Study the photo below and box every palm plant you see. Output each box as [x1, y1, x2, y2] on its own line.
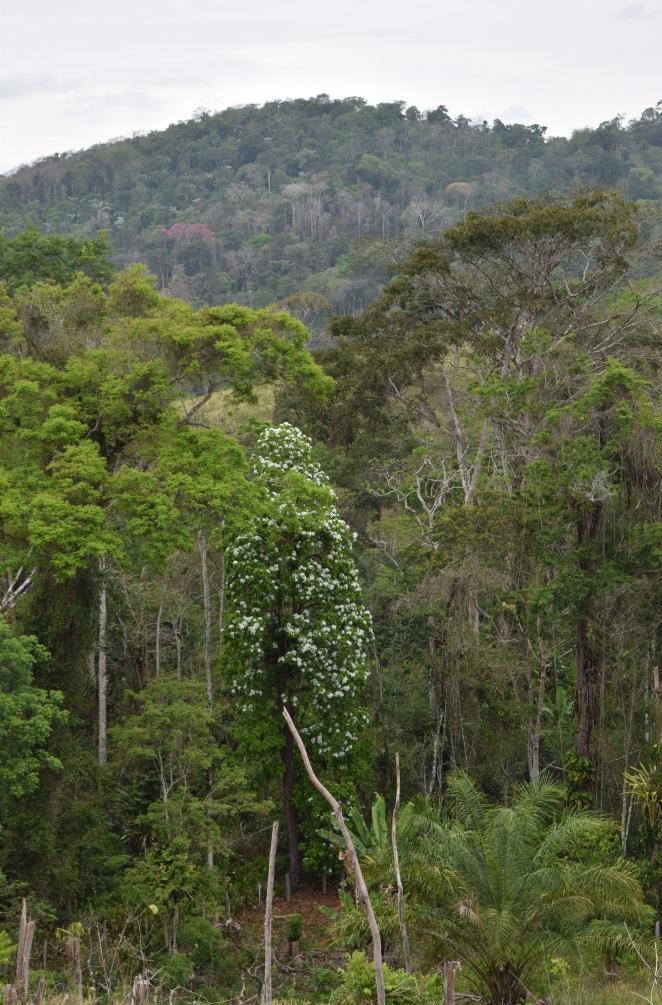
[345, 774, 652, 1005]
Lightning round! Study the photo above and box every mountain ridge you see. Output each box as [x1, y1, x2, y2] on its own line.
[2, 95, 661, 314]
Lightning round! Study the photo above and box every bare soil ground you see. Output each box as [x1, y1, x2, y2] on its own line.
[236, 882, 341, 954]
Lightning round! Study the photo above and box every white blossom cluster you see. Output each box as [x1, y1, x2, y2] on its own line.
[225, 423, 371, 762]
[250, 422, 329, 490]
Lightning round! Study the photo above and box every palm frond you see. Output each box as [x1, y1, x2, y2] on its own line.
[447, 771, 487, 831]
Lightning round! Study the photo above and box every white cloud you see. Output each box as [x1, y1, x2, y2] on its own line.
[0, 75, 81, 100]
[613, 2, 662, 18]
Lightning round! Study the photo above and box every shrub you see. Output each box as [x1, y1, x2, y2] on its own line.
[330, 951, 439, 1004]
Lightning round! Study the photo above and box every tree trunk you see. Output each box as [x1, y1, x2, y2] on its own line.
[155, 598, 163, 676]
[16, 900, 35, 1003]
[218, 549, 225, 649]
[261, 821, 279, 1005]
[575, 616, 598, 760]
[653, 665, 662, 746]
[198, 531, 213, 707]
[282, 725, 302, 889]
[206, 766, 214, 871]
[65, 936, 82, 1002]
[428, 705, 444, 798]
[527, 661, 547, 785]
[443, 961, 460, 1005]
[172, 617, 182, 681]
[575, 505, 601, 762]
[98, 562, 108, 767]
[391, 754, 411, 972]
[467, 591, 480, 636]
[198, 532, 215, 870]
[486, 964, 525, 1005]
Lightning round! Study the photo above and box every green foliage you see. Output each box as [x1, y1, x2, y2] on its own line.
[565, 755, 594, 808]
[0, 929, 16, 966]
[3, 99, 662, 321]
[286, 913, 303, 943]
[357, 775, 653, 1005]
[326, 794, 415, 859]
[0, 187, 659, 1004]
[111, 675, 269, 961]
[0, 228, 113, 292]
[330, 951, 439, 1004]
[0, 616, 65, 816]
[113, 673, 267, 855]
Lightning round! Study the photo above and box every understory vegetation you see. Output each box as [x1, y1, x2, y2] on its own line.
[0, 154, 659, 1005]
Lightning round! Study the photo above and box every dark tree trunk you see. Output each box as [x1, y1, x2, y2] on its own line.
[282, 724, 302, 889]
[575, 616, 598, 760]
[486, 963, 526, 1005]
[574, 503, 601, 763]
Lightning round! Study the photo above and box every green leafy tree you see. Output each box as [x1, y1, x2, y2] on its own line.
[112, 675, 266, 953]
[288, 191, 659, 799]
[0, 257, 329, 920]
[224, 423, 372, 887]
[0, 228, 113, 293]
[0, 616, 64, 820]
[523, 359, 659, 762]
[330, 950, 438, 1005]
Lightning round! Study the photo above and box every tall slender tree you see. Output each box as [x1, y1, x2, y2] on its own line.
[224, 424, 372, 887]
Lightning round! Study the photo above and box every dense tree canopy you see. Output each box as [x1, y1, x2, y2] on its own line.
[0, 185, 659, 1005]
[2, 97, 662, 320]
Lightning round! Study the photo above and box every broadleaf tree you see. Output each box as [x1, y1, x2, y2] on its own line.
[0, 616, 65, 824]
[224, 423, 372, 887]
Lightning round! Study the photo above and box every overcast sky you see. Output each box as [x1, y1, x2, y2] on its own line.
[1, 0, 660, 174]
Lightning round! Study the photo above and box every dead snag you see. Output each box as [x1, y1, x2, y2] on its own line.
[262, 820, 279, 1005]
[16, 900, 35, 1003]
[391, 753, 411, 972]
[282, 707, 386, 1005]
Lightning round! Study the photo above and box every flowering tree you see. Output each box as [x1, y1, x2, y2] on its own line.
[224, 424, 371, 886]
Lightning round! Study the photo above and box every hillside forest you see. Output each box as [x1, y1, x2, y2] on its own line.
[2, 97, 662, 320]
[0, 99, 660, 1005]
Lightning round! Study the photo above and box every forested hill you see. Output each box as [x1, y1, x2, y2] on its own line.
[2, 95, 662, 315]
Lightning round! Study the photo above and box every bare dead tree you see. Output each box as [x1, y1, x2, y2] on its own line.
[1, 565, 36, 614]
[376, 455, 459, 550]
[129, 974, 151, 1005]
[198, 530, 215, 869]
[261, 821, 279, 1005]
[391, 753, 412, 972]
[2, 986, 18, 1005]
[32, 977, 45, 1005]
[442, 368, 488, 508]
[444, 961, 462, 1005]
[16, 899, 35, 1003]
[65, 935, 83, 1002]
[282, 707, 385, 1005]
[154, 597, 164, 676]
